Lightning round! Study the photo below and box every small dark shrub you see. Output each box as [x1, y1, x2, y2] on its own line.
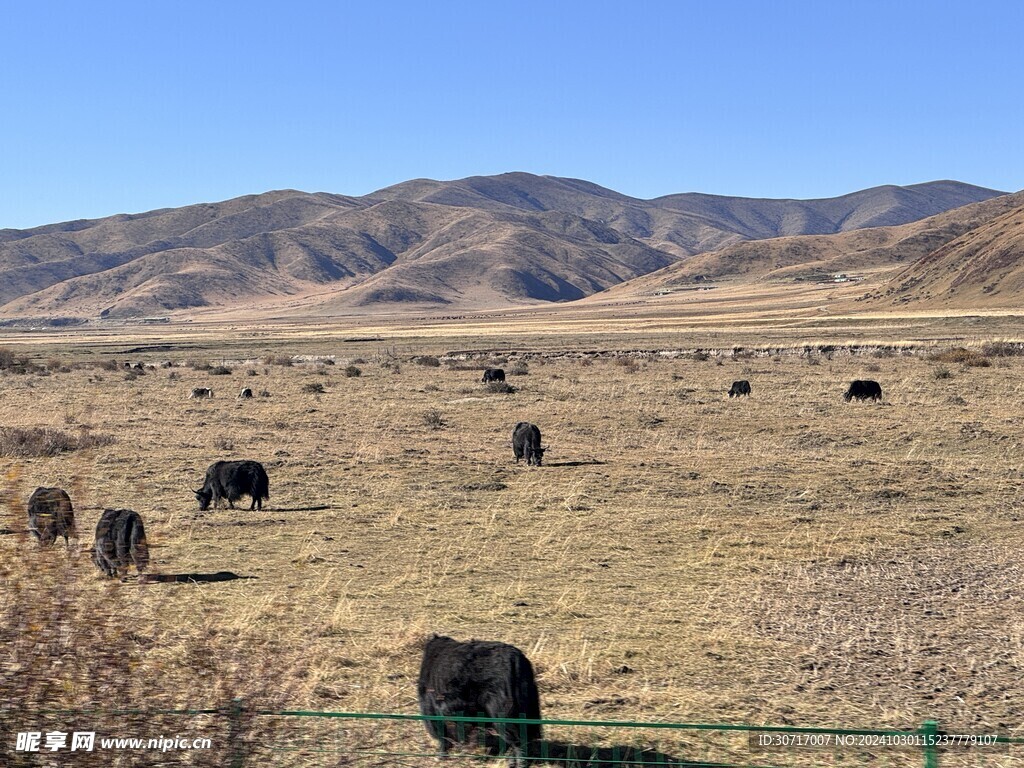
[247, 369, 259, 376]
[344, 365, 362, 378]
[168, 371, 180, 380]
[213, 437, 235, 451]
[933, 367, 952, 380]
[259, 390, 271, 398]
[414, 356, 441, 367]
[422, 409, 446, 429]
[927, 347, 990, 367]
[209, 365, 233, 375]
[264, 355, 294, 367]
[301, 382, 326, 394]
[507, 363, 529, 376]
[486, 381, 516, 394]
[980, 341, 1024, 357]
[0, 426, 114, 457]
[97, 359, 120, 372]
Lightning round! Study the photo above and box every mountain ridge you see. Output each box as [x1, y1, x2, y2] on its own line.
[0, 174, 1006, 318]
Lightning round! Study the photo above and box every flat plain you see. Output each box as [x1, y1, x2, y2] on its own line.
[2, 310, 1024, 767]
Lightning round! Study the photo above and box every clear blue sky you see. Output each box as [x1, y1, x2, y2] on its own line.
[2, 0, 1021, 229]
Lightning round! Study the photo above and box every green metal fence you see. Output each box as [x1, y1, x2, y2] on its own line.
[7, 706, 1024, 767]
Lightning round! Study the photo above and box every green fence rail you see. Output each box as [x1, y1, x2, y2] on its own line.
[7, 705, 1024, 767]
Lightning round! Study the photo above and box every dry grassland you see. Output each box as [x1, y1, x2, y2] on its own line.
[2, 333, 1024, 766]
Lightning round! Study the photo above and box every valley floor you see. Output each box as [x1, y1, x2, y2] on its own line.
[2, 310, 1023, 766]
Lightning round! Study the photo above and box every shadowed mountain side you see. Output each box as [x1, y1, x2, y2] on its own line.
[0, 174, 1005, 317]
[610, 190, 1024, 293]
[305, 211, 678, 311]
[372, 173, 1004, 253]
[864, 201, 1024, 308]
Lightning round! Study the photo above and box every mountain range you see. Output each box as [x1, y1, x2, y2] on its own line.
[0, 173, 1009, 318]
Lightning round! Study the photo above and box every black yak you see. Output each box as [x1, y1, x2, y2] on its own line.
[483, 368, 506, 383]
[512, 422, 544, 466]
[238, 387, 253, 399]
[92, 509, 149, 577]
[728, 380, 752, 397]
[418, 635, 541, 768]
[189, 387, 214, 399]
[27, 487, 76, 546]
[195, 460, 269, 511]
[844, 380, 883, 402]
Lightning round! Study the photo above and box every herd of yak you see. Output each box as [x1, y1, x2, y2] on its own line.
[20, 365, 883, 766]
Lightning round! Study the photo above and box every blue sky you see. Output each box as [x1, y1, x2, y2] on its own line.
[1, 0, 1021, 228]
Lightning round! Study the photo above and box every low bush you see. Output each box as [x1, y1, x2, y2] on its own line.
[0, 427, 114, 457]
[981, 341, 1024, 357]
[928, 347, 991, 367]
[422, 409, 446, 429]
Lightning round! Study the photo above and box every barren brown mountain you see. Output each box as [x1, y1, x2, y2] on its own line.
[0, 174, 1003, 318]
[866, 200, 1024, 308]
[616, 190, 1024, 291]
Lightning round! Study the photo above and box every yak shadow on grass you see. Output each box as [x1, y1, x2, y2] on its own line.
[536, 739, 707, 767]
[271, 504, 336, 513]
[137, 571, 257, 585]
[461, 732, 700, 767]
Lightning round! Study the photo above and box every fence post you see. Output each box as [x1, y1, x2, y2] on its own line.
[228, 697, 245, 768]
[921, 720, 939, 768]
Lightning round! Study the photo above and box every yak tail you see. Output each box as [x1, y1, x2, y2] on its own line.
[513, 653, 542, 746]
[130, 517, 149, 572]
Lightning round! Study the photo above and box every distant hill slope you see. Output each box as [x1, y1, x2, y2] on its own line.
[865, 200, 1024, 308]
[0, 174, 1004, 318]
[616, 190, 1024, 293]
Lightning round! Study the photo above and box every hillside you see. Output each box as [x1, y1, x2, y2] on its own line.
[866, 201, 1024, 308]
[0, 174, 1004, 318]
[615, 190, 1024, 293]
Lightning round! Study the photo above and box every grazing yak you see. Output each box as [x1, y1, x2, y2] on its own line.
[27, 487, 76, 546]
[92, 509, 149, 577]
[728, 380, 752, 398]
[195, 460, 270, 511]
[482, 368, 506, 383]
[238, 387, 253, 399]
[844, 380, 883, 402]
[418, 635, 541, 768]
[189, 387, 214, 399]
[512, 422, 544, 466]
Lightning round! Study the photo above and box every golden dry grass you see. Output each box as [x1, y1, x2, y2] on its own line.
[2, 329, 1024, 766]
